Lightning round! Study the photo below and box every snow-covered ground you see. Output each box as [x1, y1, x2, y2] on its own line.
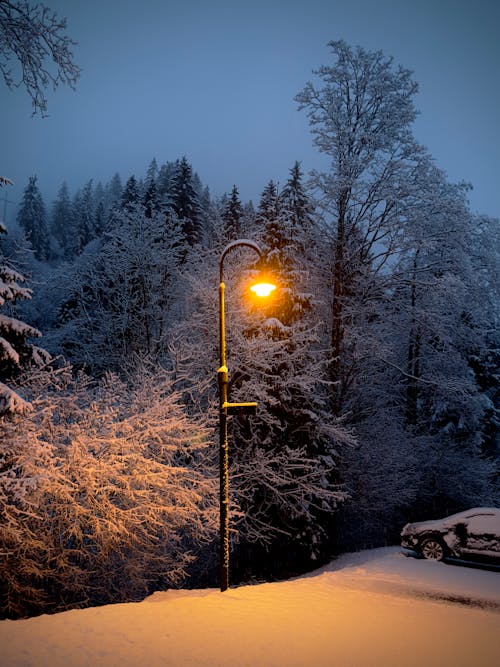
[1, 547, 499, 667]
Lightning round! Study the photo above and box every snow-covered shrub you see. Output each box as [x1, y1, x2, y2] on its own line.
[0, 365, 217, 619]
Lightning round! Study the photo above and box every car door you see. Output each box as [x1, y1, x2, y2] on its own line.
[461, 513, 500, 559]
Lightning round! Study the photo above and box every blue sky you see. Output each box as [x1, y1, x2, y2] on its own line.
[1, 0, 499, 223]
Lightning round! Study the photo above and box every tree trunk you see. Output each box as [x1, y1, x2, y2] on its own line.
[330, 194, 347, 411]
[406, 251, 420, 426]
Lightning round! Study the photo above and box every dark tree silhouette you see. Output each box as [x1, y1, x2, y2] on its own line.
[0, 0, 80, 115]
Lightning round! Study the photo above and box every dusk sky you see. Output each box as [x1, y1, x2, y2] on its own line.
[1, 0, 499, 224]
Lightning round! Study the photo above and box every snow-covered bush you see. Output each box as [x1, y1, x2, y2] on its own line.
[0, 365, 217, 619]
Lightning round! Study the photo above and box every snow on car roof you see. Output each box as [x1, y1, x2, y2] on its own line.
[447, 507, 499, 520]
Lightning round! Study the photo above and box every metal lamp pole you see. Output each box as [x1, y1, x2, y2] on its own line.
[218, 239, 263, 592]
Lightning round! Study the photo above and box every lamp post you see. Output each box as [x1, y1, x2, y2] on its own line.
[218, 239, 276, 592]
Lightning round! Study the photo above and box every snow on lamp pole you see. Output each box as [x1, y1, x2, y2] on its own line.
[218, 239, 276, 592]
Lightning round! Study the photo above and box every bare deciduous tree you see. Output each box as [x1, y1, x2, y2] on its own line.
[0, 0, 80, 115]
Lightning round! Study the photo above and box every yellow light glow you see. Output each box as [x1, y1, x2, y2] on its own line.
[250, 282, 277, 297]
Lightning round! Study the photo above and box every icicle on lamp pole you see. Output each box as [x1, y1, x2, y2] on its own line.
[218, 239, 276, 592]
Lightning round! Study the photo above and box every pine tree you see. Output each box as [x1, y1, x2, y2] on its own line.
[51, 204, 184, 373]
[94, 200, 106, 236]
[120, 175, 140, 212]
[105, 172, 123, 211]
[169, 157, 203, 246]
[279, 161, 315, 251]
[223, 185, 243, 241]
[16, 175, 49, 260]
[157, 161, 176, 204]
[170, 213, 350, 581]
[93, 181, 106, 236]
[145, 157, 158, 186]
[1, 179, 50, 414]
[221, 180, 348, 575]
[143, 179, 160, 219]
[77, 179, 95, 249]
[256, 180, 279, 226]
[50, 181, 72, 258]
[94, 181, 105, 207]
[68, 180, 96, 257]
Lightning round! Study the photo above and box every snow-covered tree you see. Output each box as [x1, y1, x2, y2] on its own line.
[1, 180, 50, 414]
[0, 365, 217, 618]
[16, 175, 50, 260]
[120, 175, 140, 212]
[280, 162, 314, 234]
[105, 172, 123, 211]
[93, 200, 105, 236]
[157, 161, 176, 204]
[334, 160, 500, 546]
[50, 181, 72, 258]
[296, 40, 425, 409]
[395, 175, 499, 514]
[0, 0, 80, 115]
[224, 185, 243, 241]
[296, 40, 499, 546]
[72, 179, 95, 253]
[170, 218, 351, 580]
[143, 178, 160, 219]
[49, 204, 184, 373]
[228, 182, 349, 574]
[145, 157, 158, 185]
[169, 157, 204, 247]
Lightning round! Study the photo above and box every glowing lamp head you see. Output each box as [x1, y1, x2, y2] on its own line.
[250, 282, 277, 298]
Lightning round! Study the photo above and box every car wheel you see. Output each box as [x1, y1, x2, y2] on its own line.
[420, 537, 446, 561]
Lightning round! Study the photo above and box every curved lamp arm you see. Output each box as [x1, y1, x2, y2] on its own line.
[219, 238, 262, 283]
[219, 239, 263, 370]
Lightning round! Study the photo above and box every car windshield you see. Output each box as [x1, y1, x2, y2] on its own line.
[443, 508, 497, 522]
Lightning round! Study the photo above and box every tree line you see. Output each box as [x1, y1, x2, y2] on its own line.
[1, 40, 498, 619]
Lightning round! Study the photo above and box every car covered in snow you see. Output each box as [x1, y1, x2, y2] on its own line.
[401, 508, 500, 563]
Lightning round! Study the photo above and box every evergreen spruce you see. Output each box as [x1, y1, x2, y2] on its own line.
[106, 173, 123, 211]
[226, 181, 348, 577]
[223, 185, 243, 240]
[77, 179, 95, 249]
[1, 179, 50, 414]
[143, 179, 160, 219]
[16, 175, 49, 261]
[50, 181, 72, 258]
[157, 161, 176, 204]
[120, 175, 140, 212]
[279, 161, 315, 245]
[169, 157, 203, 246]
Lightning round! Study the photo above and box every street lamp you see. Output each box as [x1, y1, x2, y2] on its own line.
[218, 239, 276, 592]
